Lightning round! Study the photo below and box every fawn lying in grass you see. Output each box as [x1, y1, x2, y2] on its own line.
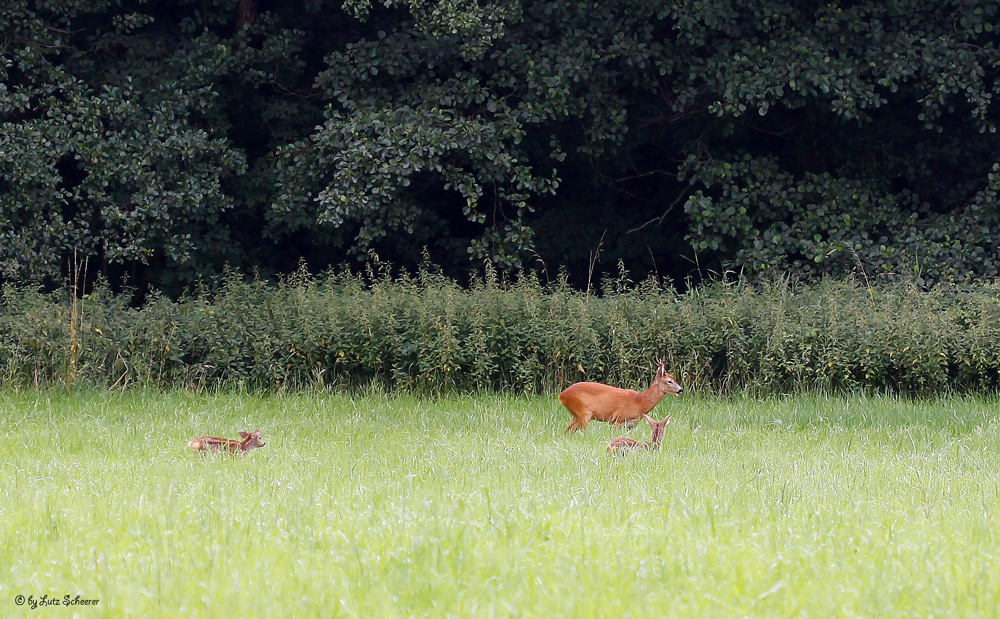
[188, 430, 265, 456]
[607, 414, 671, 454]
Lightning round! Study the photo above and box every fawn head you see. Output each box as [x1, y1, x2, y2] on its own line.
[239, 430, 266, 450]
[642, 413, 672, 445]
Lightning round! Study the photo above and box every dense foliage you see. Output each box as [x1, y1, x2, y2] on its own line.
[4, 266, 1000, 395]
[1, 1, 999, 292]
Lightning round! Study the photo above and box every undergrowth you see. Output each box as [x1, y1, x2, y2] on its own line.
[2, 265, 1000, 396]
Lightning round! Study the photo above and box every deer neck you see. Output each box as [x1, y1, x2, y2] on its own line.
[636, 382, 667, 414]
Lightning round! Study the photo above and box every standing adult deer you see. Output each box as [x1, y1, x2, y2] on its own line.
[188, 430, 266, 456]
[560, 359, 682, 433]
[607, 414, 672, 454]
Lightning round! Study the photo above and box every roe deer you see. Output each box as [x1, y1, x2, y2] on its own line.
[607, 414, 672, 454]
[188, 430, 265, 456]
[560, 359, 682, 433]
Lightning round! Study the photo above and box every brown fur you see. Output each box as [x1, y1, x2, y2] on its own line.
[188, 430, 265, 456]
[607, 414, 672, 454]
[560, 360, 682, 433]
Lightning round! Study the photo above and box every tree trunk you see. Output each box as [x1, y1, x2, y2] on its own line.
[236, 0, 257, 30]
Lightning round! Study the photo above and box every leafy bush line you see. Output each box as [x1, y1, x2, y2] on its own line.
[2, 266, 1000, 395]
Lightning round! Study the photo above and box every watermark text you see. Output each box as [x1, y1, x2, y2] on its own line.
[14, 594, 100, 609]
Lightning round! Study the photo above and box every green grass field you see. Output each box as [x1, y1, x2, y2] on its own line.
[2, 389, 999, 617]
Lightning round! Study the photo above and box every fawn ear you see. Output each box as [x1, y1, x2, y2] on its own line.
[238, 431, 249, 438]
[643, 413, 654, 423]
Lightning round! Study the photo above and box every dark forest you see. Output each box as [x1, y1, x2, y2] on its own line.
[2, 1, 999, 295]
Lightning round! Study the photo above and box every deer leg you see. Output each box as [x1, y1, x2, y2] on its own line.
[608, 411, 632, 427]
[566, 411, 592, 433]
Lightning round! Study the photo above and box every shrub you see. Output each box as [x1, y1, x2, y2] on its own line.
[2, 267, 1000, 396]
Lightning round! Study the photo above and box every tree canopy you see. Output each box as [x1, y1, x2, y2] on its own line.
[1, 0, 998, 293]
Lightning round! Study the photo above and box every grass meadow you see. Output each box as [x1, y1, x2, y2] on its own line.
[2, 389, 999, 617]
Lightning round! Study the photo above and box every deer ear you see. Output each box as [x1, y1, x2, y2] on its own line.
[238, 431, 249, 438]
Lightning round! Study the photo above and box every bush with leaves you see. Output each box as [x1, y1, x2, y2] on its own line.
[4, 266, 1000, 396]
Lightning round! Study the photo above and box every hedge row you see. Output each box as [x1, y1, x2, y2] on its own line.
[3, 266, 1000, 395]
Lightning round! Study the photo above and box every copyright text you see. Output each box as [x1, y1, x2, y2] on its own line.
[14, 594, 100, 609]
